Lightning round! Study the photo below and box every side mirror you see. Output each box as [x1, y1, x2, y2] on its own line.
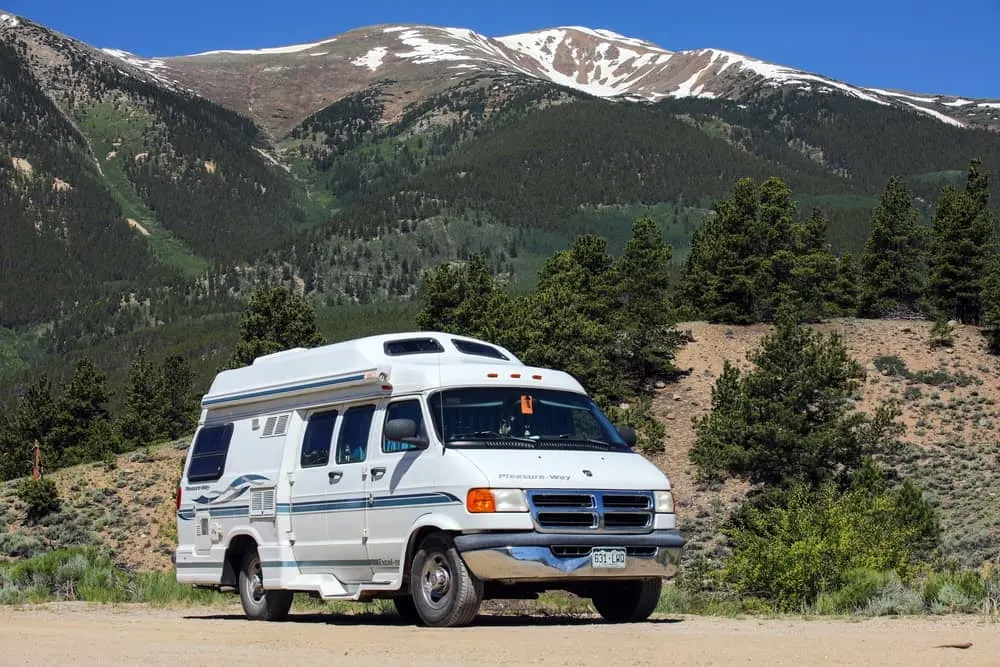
[384, 418, 429, 449]
[616, 425, 637, 447]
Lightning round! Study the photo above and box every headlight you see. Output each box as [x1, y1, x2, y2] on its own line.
[466, 488, 529, 513]
[654, 490, 675, 513]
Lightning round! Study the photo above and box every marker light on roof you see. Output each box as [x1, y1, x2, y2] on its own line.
[510, 373, 521, 378]
[487, 372, 498, 378]
[532, 374, 542, 380]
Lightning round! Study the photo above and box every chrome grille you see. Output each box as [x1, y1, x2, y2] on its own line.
[526, 490, 654, 534]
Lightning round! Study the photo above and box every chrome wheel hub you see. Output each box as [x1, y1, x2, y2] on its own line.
[421, 554, 452, 607]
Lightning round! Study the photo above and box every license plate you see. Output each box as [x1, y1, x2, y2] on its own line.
[590, 547, 627, 569]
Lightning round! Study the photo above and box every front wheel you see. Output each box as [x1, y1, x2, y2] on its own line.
[238, 548, 293, 621]
[409, 533, 483, 627]
[591, 578, 662, 623]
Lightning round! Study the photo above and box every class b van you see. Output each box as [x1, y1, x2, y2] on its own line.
[175, 332, 684, 627]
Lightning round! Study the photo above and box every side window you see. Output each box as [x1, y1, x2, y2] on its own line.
[187, 423, 234, 482]
[383, 400, 425, 453]
[336, 405, 375, 465]
[300, 410, 338, 468]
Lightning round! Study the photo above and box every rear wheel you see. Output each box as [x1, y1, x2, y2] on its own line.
[409, 533, 483, 627]
[591, 578, 662, 623]
[238, 548, 293, 621]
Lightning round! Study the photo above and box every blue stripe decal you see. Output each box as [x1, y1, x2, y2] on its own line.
[201, 373, 369, 407]
[178, 492, 460, 521]
[261, 560, 376, 568]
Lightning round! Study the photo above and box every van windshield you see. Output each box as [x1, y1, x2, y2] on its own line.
[427, 388, 631, 452]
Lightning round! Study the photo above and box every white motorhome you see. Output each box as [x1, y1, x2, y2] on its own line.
[175, 332, 684, 627]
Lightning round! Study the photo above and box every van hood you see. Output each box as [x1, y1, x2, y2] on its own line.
[448, 448, 671, 491]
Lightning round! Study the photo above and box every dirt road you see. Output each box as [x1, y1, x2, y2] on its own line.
[1, 604, 997, 666]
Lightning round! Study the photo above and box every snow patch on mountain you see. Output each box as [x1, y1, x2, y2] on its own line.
[866, 88, 938, 103]
[1, 13, 19, 27]
[352, 46, 388, 71]
[899, 101, 965, 127]
[184, 37, 337, 57]
[979, 102, 1000, 110]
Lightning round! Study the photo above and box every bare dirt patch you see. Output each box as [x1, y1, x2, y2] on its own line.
[0, 603, 997, 666]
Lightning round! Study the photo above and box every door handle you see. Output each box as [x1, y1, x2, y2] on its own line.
[328, 471, 343, 484]
[370, 466, 387, 480]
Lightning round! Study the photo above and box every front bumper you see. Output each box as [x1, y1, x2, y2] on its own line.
[453, 529, 684, 581]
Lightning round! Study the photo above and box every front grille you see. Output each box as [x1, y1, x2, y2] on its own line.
[536, 511, 597, 529]
[532, 494, 593, 508]
[551, 545, 592, 557]
[527, 490, 654, 534]
[549, 545, 659, 558]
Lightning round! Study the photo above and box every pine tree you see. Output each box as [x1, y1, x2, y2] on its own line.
[832, 251, 861, 316]
[859, 177, 925, 316]
[159, 355, 197, 439]
[0, 377, 56, 480]
[678, 177, 838, 324]
[119, 349, 162, 447]
[613, 218, 682, 384]
[230, 286, 325, 367]
[48, 359, 112, 467]
[927, 159, 998, 324]
[415, 253, 511, 342]
[689, 311, 899, 489]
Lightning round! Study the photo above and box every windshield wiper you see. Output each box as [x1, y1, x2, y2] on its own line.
[447, 430, 537, 444]
[543, 434, 612, 445]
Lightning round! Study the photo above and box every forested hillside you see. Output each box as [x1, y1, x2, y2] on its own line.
[4, 12, 1000, 442]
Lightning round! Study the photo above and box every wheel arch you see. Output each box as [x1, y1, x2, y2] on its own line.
[221, 531, 261, 588]
[401, 514, 463, 585]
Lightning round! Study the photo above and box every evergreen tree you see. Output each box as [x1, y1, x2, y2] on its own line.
[832, 251, 861, 316]
[927, 159, 998, 324]
[0, 377, 56, 480]
[230, 286, 325, 367]
[415, 253, 512, 343]
[679, 178, 839, 324]
[689, 311, 897, 489]
[48, 359, 112, 467]
[612, 218, 682, 384]
[159, 355, 198, 439]
[119, 349, 162, 447]
[859, 176, 925, 316]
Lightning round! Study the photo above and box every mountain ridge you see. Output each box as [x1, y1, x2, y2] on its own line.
[79, 21, 1000, 136]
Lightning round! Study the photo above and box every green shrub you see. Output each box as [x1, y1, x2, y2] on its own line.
[874, 354, 909, 378]
[815, 568, 897, 614]
[929, 318, 955, 349]
[0, 547, 222, 605]
[721, 466, 938, 610]
[903, 386, 923, 401]
[862, 574, 924, 616]
[16, 477, 61, 523]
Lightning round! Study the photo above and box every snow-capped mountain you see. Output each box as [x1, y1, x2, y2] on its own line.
[86, 23, 1000, 137]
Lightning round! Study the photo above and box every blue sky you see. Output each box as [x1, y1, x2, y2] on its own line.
[5, 0, 998, 98]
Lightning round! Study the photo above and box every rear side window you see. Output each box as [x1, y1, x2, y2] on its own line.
[301, 410, 338, 467]
[452, 339, 509, 360]
[336, 405, 375, 464]
[384, 338, 444, 356]
[187, 424, 234, 482]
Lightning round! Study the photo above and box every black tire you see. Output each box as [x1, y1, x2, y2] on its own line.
[238, 548, 293, 621]
[392, 594, 420, 623]
[591, 578, 662, 623]
[409, 533, 483, 627]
